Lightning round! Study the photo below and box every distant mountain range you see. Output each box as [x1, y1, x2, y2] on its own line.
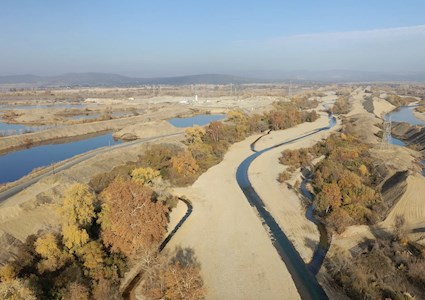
[0, 70, 424, 87]
[0, 73, 266, 87]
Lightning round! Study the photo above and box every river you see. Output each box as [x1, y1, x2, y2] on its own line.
[236, 116, 336, 300]
[386, 105, 425, 175]
[0, 133, 121, 184]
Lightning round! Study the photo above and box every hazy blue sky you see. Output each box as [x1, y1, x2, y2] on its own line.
[1, 0, 425, 76]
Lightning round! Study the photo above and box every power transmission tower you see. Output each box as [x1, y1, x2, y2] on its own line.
[382, 117, 392, 149]
[288, 80, 292, 98]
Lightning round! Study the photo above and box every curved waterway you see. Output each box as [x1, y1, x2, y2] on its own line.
[236, 116, 336, 300]
[0, 133, 121, 184]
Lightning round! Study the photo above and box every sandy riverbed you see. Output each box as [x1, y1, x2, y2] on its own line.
[158, 115, 339, 300]
[249, 114, 340, 263]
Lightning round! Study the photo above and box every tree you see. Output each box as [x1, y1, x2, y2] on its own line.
[99, 179, 168, 256]
[34, 233, 70, 273]
[184, 126, 206, 145]
[76, 241, 104, 272]
[169, 151, 200, 185]
[138, 248, 206, 300]
[0, 264, 17, 282]
[59, 184, 96, 252]
[131, 167, 161, 185]
[315, 182, 342, 214]
[0, 279, 36, 300]
[62, 282, 90, 300]
[204, 121, 225, 143]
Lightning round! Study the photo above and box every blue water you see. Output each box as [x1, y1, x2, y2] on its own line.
[386, 106, 424, 176]
[168, 114, 225, 128]
[388, 136, 406, 146]
[0, 121, 57, 136]
[0, 133, 121, 184]
[386, 106, 425, 126]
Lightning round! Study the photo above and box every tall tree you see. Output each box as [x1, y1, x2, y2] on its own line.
[59, 183, 96, 252]
[99, 179, 168, 256]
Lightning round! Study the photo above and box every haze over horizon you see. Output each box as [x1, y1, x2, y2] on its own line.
[1, 0, 425, 77]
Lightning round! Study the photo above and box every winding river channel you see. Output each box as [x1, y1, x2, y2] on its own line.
[236, 116, 336, 300]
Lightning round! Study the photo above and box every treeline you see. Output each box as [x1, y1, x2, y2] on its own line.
[0, 99, 319, 299]
[90, 102, 319, 190]
[385, 94, 418, 107]
[0, 174, 204, 299]
[279, 133, 383, 233]
[331, 96, 351, 115]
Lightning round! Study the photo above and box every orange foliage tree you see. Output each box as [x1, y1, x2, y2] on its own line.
[99, 179, 168, 256]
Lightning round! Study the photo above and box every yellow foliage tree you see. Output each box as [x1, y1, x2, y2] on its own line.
[184, 126, 206, 145]
[34, 233, 70, 273]
[60, 183, 96, 227]
[358, 164, 369, 177]
[62, 224, 90, 251]
[76, 241, 104, 271]
[227, 110, 246, 122]
[59, 183, 96, 252]
[131, 167, 161, 185]
[0, 279, 36, 300]
[0, 264, 17, 282]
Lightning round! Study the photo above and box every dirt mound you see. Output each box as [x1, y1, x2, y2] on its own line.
[392, 122, 425, 151]
[113, 120, 183, 140]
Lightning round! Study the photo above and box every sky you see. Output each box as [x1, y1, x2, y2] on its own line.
[1, 0, 425, 77]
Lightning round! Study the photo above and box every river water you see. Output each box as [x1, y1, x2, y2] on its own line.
[167, 114, 225, 127]
[0, 133, 121, 184]
[386, 105, 425, 175]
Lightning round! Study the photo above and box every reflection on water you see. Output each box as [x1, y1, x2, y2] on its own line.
[167, 114, 225, 128]
[0, 121, 58, 136]
[386, 106, 425, 126]
[0, 133, 121, 184]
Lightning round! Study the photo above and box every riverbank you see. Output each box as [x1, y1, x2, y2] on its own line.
[0, 133, 183, 263]
[160, 115, 339, 300]
[249, 114, 340, 263]
[0, 103, 188, 154]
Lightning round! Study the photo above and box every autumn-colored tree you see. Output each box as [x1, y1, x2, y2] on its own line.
[60, 183, 96, 251]
[131, 167, 161, 185]
[92, 278, 120, 300]
[184, 126, 206, 145]
[139, 248, 206, 300]
[169, 151, 200, 185]
[62, 282, 90, 300]
[0, 279, 36, 300]
[204, 121, 225, 143]
[315, 182, 342, 214]
[0, 264, 17, 282]
[326, 208, 352, 233]
[227, 110, 247, 122]
[99, 179, 168, 256]
[76, 241, 104, 272]
[34, 233, 70, 273]
[188, 142, 217, 171]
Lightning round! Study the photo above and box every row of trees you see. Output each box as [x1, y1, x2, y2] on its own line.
[0, 170, 204, 299]
[278, 133, 382, 233]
